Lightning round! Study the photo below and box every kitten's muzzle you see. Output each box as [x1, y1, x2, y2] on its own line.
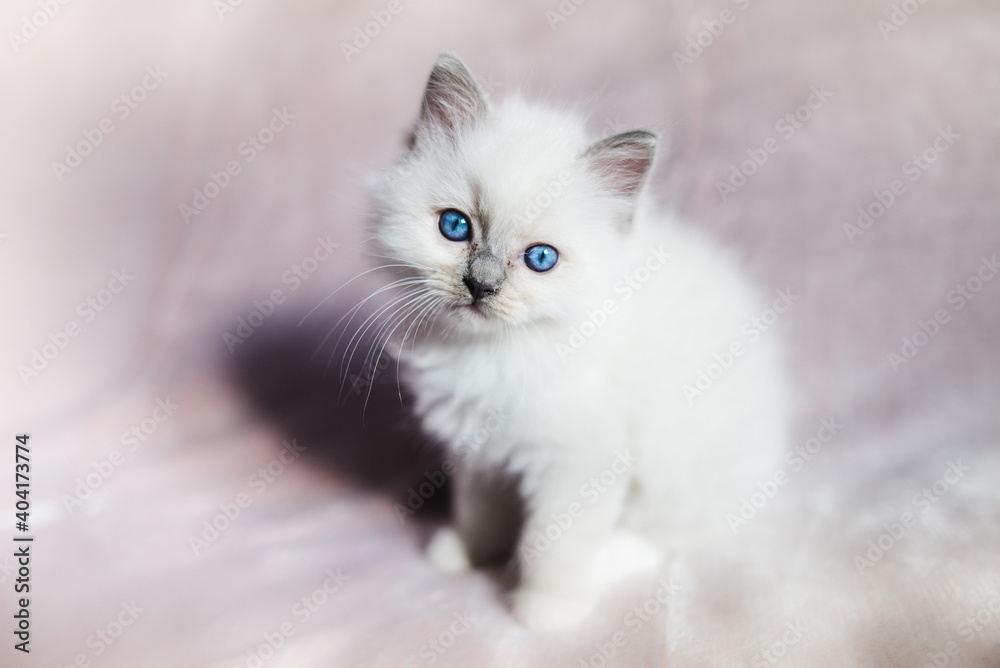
[464, 252, 505, 303]
[463, 275, 498, 302]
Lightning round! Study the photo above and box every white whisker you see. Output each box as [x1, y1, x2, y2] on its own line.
[298, 263, 426, 327]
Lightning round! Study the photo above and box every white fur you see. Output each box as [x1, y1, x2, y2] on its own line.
[369, 54, 789, 631]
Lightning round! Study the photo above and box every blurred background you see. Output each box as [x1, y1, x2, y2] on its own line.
[2, 0, 999, 666]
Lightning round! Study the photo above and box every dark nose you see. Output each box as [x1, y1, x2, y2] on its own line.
[463, 275, 497, 302]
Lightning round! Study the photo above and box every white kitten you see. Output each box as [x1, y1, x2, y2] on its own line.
[368, 53, 789, 631]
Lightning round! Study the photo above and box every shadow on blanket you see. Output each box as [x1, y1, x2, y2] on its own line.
[227, 301, 452, 525]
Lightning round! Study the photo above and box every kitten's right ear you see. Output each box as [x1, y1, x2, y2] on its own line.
[413, 53, 490, 149]
[583, 130, 658, 201]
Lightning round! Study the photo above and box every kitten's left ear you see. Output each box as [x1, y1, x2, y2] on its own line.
[583, 130, 658, 201]
[414, 53, 491, 148]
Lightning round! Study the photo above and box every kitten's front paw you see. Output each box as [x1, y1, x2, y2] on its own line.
[427, 527, 471, 573]
[510, 588, 596, 632]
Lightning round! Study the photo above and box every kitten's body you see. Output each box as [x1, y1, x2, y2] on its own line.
[370, 54, 788, 630]
[408, 219, 787, 540]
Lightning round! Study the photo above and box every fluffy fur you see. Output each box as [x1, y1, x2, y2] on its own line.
[369, 53, 789, 631]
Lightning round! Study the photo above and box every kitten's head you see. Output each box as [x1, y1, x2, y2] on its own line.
[370, 53, 657, 337]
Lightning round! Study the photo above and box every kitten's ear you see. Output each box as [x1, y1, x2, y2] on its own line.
[583, 130, 658, 200]
[414, 53, 490, 148]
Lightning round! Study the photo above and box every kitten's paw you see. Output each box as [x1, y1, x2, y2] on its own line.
[591, 529, 661, 590]
[427, 527, 471, 573]
[510, 588, 596, 632]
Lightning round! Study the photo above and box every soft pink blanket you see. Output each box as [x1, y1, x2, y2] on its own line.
[2, 0, 999, 665]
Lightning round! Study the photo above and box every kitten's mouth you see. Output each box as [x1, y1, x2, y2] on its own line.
[447, 298, 497, 324]
[455, 300, 492, 319]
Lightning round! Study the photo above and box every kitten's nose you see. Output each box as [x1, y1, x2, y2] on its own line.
[463, 275, 497, 302]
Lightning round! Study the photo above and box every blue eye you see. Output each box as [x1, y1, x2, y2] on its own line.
[524, 244, 558, 272]
[439, 209, 471, 242]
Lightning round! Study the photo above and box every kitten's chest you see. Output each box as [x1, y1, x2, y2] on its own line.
[406, 343, 547, 416]
[402, 336, 625, 466]
[403, 341, 568, 453]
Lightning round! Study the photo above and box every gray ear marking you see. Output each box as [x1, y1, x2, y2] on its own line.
[416, 52, 491, 145]
[583, 129, 658, 199]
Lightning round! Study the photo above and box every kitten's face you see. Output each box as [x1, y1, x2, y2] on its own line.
[370, 54, 656, 337]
